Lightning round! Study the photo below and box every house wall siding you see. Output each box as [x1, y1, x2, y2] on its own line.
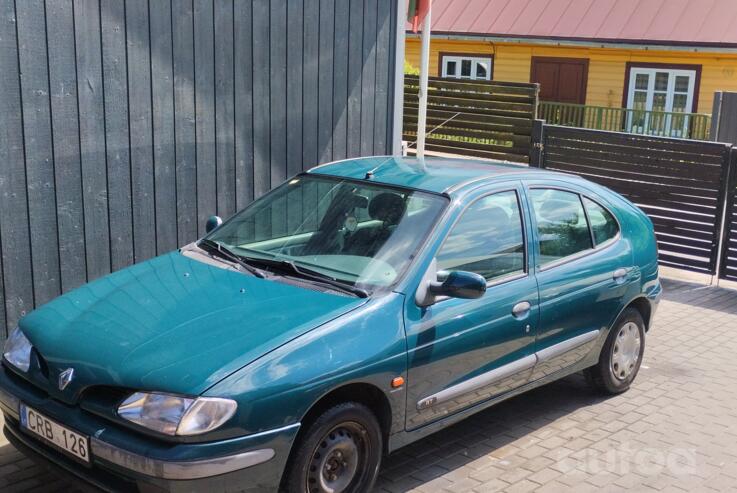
[0, 0, 399, 338]
[406, 38, 737, 113]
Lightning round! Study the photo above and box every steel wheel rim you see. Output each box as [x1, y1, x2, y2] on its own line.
[306, 422, 368, 493]
[610, 322, 641, 381]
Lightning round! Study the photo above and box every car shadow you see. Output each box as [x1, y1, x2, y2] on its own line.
[375, 372, 608, 491]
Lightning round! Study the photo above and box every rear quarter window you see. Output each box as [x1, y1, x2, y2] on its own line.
[583, 197, 620, 246]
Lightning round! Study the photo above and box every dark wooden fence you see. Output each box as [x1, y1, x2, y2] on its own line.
[403, 75, 539, 164]
[0, 0, 400, 338]
[534, 126, 733, 275]
[721, 150, 737, 281]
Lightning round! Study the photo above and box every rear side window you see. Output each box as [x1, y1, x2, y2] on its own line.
[436, 190, 525, 281]
[583, 197, 619, 246]
[529, 189, 593, 266]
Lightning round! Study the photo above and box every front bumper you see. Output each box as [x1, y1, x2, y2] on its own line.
[0, 366, 299, 492]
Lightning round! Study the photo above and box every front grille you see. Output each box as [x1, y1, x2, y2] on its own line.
[32, 348, 49, 379]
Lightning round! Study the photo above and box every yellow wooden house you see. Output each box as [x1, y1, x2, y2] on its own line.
[405, 0, 737, 139]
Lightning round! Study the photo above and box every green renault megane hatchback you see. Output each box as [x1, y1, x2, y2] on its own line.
[0, 156, 660, 492]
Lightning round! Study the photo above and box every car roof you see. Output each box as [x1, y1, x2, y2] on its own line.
[308, 155, 572, 194]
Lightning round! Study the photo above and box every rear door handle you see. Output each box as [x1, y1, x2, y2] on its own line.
[613, 268, 628, 282]
[512, 301, 531, 319]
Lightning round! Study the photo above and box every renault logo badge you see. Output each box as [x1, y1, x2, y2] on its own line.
[58, 368, 74, 391]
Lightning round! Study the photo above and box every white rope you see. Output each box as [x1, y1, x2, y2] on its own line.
[405, 111, 462, 150]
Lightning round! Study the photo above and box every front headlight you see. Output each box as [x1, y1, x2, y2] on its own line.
[118, 392, 237, 436]
[3, 327, 33, 373]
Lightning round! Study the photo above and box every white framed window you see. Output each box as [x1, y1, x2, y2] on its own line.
[625, 67, 698, 138]
[441, 55, 492, 81]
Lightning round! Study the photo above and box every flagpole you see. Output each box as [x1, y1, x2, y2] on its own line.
[416, 3, 431, 160]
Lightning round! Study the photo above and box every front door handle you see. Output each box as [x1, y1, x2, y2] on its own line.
[512, 301, 531, 319]
[613, 268, 628, 281]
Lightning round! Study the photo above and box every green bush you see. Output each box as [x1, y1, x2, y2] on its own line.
[404, 60, 420, 75]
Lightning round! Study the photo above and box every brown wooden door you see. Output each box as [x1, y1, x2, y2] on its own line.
[531, 57, 589, 104]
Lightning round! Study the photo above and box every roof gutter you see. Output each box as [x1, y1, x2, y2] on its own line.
[406, 32, 737, 54]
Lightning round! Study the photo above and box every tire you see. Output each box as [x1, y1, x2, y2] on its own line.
[585, 307, 645, 395]
[282, 402, 383, 493]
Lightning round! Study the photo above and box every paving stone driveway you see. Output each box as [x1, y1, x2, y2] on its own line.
[1, 277, 737, 492]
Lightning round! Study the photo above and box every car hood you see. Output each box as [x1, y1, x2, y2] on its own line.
[19, 251, 366, 403]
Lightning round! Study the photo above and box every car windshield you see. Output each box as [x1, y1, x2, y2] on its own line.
[205, 174, 447, 289]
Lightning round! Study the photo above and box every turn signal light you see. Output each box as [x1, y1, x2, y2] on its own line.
[391, 377, 405, 388]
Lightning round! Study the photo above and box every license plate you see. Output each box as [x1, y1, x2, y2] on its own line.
[20, 404, 90, 463]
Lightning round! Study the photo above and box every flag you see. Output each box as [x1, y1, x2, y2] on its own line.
[408, 0, 431, 33]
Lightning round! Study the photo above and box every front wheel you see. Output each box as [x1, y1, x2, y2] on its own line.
[585, 307, 645, 394]
[282, 402, 383, 493]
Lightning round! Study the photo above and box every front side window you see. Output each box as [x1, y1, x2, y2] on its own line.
[583, 197, 619, 246]
[436, 191, 525, 281]
[626, 66, 698, 138]
[207, 175, 447, 289]
[530, 189, 593, 266]
[441, 55, 493, 80]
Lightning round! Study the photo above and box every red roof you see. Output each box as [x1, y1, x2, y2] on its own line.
[421, 0, 737, 47]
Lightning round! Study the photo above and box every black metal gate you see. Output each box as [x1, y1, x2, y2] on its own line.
[720, 149, 737, 281]
[536, 125, 733, 275]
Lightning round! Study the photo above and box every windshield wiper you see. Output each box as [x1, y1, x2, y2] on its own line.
[197, 239, 267, 279]
[243, 256, 369, 298]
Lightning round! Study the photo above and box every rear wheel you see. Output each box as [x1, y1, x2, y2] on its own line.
[283, 402, 382, 493]
[586, 307, 645, 394]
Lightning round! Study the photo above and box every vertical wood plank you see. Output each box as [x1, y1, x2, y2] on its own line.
[317, 0, 334, 163]
[331, 0, 349, 161]
[150, 0, 177, 253]
[360, 0, 377, 157]
[215, 0, 235, 217]
[75, 0, 111, 280]
[46, 0, 87, 291]
[0, 0, 32, 334]
[716, 92, 737, 144]
[346, 0, 363, 158]
[0, 223, 4, 336]
[270, 0, 287, 185]
[710, 92, 723, 142]
[234, 0, 253, 210]
[126, 0, 156, 261]
[301, 0, 320, 228]
[172, 0, 197, 244]
[286, 0, 304, 231]
[286, 0, 304, 232]
[373, 0, 391, 155]
[302, 0, 319, 169]
[387, 0, 399, 153]
[269, 0, 287, 235]
[252, 0, 270, 197]
[101, 0, 133, 271]
[530, 119, 545, 168]
[193, 0, 216, 233]
[16, 0, 61, 307]
[286, 0, 303, 180]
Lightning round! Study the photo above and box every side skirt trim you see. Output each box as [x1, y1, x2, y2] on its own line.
[536, 330, 601, 363]
[415, 330, 601, 411]
[416, 355, 537, 410]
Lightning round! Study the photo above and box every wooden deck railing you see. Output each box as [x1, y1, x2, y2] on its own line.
[538, 101, 712, 140]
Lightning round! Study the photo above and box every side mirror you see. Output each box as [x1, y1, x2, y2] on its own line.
[416, 260, 487, 307]
[205, 215, 223, 233]
[429, 271, 487, 300]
